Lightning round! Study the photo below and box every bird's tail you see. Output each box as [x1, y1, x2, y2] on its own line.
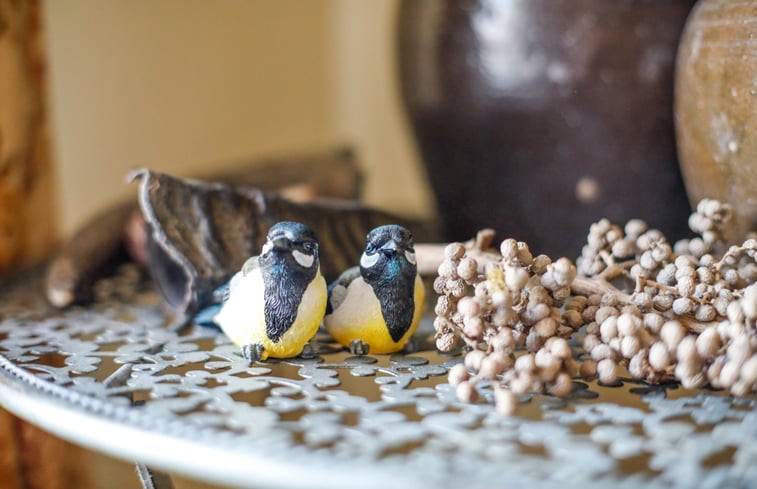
[193, 303, 222, 327]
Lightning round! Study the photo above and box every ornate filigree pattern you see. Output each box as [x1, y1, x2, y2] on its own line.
[0, 267, 755, 488]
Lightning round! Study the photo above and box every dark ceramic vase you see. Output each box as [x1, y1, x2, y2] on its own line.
[676, 0, 757, 240]
[399, 0, 696, 257]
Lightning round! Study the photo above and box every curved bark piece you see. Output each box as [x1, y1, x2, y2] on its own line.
[133, 170, 436, 315]
[45, 147, 363, 308]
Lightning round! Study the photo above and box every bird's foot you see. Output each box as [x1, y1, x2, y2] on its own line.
[299, 342, 317, 359]
[402, 338, 419, 354]
[349, 339, 370, 356]
[241, 343, 265, 364]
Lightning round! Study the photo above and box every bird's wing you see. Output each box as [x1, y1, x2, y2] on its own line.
[222, 256, 259, 302]
[241, 256, 260, 276]
[327, 266, 361, 314]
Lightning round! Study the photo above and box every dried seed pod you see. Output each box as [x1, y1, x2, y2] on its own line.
[617, 313, 642, 337]
[696, 327, 721, 359]
[707, 358, 726, 388]
[730, 380, 751, 397]
[643, 313, 665, 334]
[479, 352, 509, 379]
[672, 296, 694, 315]
[436, 333, 458, 352]
[447, 279, 466, 298]
[491, 328, 515, 352]
[727, 335, 751, 367]
[595, 306, 618, 326]
[656, 263, 677, 285]
[548, 373, 573, 398]
[583, 333, 601, 352]
[516, 242, 533, 266]
[719, 360, 741, 388]
[525, 330, 543, 352]
[448, 363, 469, 386]
[587, 294, 603, 306]
[463, 315, 485, 340]
[564, 309, 583, 329]
[534, 317, 558, 338]
[535, 351, 561, 382]
[438, 259, 459, 279]
[612, 239, 635, 258]
[600, 316, 619, 343]
[743, 284, 757, 320]
[435, 295, 454, 317]
[653, 294, 674, 311]
[548, 337, 572, 360]
[433, 276, 447, 294]
[500, 239, 518, 262]
[445, 242, 466, 260]
[740, 355, 757, 386]
[621, 335, 641, 359]
[620, 304, 642, 317]
[628, 350, 648, 379]
[464, 349, 487, 372]
[504, 266, 529, 293]
[457, 296, 480, 318]
[456, 380, 478, 403]
[457, 256, 478, 282]
[632, 292, 653, 311]
[727, 300, 745, 324]
[509, 375, 530, 395]
[676, 336, 699, 363]
[591, 343, 614, 361]
[625, 219, 647, 238]
[585, 322, 599, 335]
[494, 387, 517, 416]
[661, 321, 685, 351]
[532, 254, 552, 275]
[580, 359, 597, 379]
[514, 353, 536, 374]
[695, 304, 717, 322]
[597, 358, 618, 384]
[649, 342, 671, 371]
[582, 305, 599, 324]
[640, 251, 657, 270]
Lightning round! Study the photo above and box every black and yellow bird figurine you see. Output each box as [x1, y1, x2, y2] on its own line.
[195, 221, 327, 362]
[324, 224, 424, 354]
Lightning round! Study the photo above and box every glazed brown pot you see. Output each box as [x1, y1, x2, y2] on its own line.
[676, 0, 757, 240]
[399, 0, 696, 257]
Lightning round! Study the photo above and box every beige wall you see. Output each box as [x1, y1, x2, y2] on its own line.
[44, 0, 434, 235]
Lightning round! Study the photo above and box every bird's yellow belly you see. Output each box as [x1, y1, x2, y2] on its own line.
[215, 271, 327, 359]
[325, 275, 424, 354]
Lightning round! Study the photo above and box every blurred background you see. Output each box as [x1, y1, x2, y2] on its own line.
[45, 0, 434, 236]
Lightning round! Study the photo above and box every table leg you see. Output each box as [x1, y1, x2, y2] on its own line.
[135, 462, 174, 489]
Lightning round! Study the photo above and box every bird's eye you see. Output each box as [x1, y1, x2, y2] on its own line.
[301, 242, 314, 253]
[366, 243, 376, 254]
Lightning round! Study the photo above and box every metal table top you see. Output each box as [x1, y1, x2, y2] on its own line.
[0, 266, 755, 489]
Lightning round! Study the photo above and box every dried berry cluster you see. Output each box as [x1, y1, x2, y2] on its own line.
[434, 199, 757, 414]
[435, 236, 583, 414]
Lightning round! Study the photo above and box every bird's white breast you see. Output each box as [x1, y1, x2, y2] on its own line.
[213, 269, 266, 346]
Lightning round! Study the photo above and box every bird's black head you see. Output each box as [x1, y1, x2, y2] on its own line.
[259, 222, 320, 343]
[260, 221, 320, 272]
[359, 224, 416, 281]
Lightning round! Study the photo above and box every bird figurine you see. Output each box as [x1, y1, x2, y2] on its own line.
[194, 221, 327, 363]
[324, 224, 425, 354]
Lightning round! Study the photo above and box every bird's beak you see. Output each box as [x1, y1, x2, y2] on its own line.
[380, 240, 399, 256]
[271, 237, 292, 251]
